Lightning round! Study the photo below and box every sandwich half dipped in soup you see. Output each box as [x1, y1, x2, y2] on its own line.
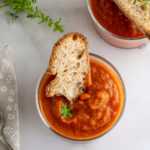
[113, 0, 150, 38]
[38, 32, 125, 140]
[46, 32, 91, 103]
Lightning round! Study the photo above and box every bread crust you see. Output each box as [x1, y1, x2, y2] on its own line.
[47, 32, 89, 73]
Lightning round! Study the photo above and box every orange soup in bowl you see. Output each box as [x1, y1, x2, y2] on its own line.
[37, 55, 125, 140]
[90, 0, 144, 38]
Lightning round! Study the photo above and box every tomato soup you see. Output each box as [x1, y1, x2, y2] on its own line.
[38, 59, 124, 140]
[90, 0, 144, 38]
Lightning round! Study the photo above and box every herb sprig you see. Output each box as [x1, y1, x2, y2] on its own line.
[133, 0, 150, 10]
[0, 0, 64, 32]
[60, 103, 73, 119]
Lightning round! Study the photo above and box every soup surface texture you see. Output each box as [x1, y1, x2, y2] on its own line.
[38, 59, 124, 139]
[90, 0, 144, 38]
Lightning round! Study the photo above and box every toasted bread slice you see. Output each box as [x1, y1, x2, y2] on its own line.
[45, 32, 91, 103]
[113, 0, 150, 38]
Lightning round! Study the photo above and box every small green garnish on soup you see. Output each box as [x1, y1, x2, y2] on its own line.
[133, 0, 139, 4]
[133, 0, 150, 10]
[60, 103, 73, 119]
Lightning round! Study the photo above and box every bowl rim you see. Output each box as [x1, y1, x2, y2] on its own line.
[35, 53, 126, 141]
[87, 0, 146, 40]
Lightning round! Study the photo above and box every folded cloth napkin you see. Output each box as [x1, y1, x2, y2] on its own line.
[0, 46, 19, 150]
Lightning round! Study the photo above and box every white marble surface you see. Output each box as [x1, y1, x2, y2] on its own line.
[0, 0, 150, 149]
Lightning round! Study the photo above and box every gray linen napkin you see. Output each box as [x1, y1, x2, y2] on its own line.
[0, 46, 19, 150]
